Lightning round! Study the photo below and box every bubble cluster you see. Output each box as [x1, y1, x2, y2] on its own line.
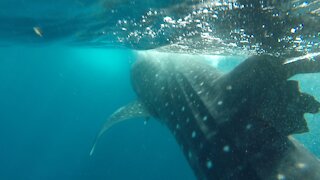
[82, 0, 320, 57]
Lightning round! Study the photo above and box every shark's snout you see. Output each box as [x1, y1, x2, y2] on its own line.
[131, 53, 164, 95]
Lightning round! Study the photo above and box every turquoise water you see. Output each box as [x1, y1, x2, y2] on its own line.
[0, 46, 195, 179]
[1, 0, 320, 179]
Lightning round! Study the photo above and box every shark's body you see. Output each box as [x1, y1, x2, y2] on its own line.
[91, 52, 320, 179]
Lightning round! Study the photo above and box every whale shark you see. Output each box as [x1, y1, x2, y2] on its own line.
[91, 52, 320, 179]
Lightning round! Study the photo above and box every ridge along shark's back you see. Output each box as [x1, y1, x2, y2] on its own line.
[92, 52, 320, 180]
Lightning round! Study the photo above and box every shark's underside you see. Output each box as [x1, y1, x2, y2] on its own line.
[91, 52, 320, 180]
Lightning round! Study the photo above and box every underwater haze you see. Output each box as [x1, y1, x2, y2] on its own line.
[0, 0, 320, 180]
[0, 46, 195, 180]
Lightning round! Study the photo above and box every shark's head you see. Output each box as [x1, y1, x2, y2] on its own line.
[130, 52, 165, 117]
[130, 51, 223, 119]
[131, 52, 163, 95]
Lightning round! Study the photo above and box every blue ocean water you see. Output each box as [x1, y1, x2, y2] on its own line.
[0, 46, 197, 180]
[1, 0, 320, 179]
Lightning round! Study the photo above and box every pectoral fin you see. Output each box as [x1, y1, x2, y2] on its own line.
[90, 100, 151, 156]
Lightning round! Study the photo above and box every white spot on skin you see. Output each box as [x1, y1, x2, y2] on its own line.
[171, 111, 174, 115]
[223, 145, 230, 152]
[296, 163, 306, 169]
[226, 85, 232, 90]
[277, 174, 285, 180]
[203, 116, 208, 121]
[33, 27, 43, 37]
[165, 102, 169, 107]
[192, 131, 196, 138]
[200, 82, 204, 86]
[206, 160, 213, 169]
[181, 106, 185, 111]
[176, 124, 180, 129]
[246, 124, 252, 130]
[217, 101, 223, 105]
[161, 86, 165, 90]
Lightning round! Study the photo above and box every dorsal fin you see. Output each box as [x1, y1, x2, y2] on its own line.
[90, 100, 150, 156]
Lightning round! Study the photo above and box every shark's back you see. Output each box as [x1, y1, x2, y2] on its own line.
[92, 53, 320, 180]
[131, 55, 260, 179]
[130, 54, 320, 179]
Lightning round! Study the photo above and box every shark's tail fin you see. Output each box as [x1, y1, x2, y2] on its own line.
[89, 100, 151, 156]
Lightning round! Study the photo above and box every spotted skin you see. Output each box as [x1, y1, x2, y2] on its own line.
[94, 52, 320, 179]
[130, 53, 320, 179]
